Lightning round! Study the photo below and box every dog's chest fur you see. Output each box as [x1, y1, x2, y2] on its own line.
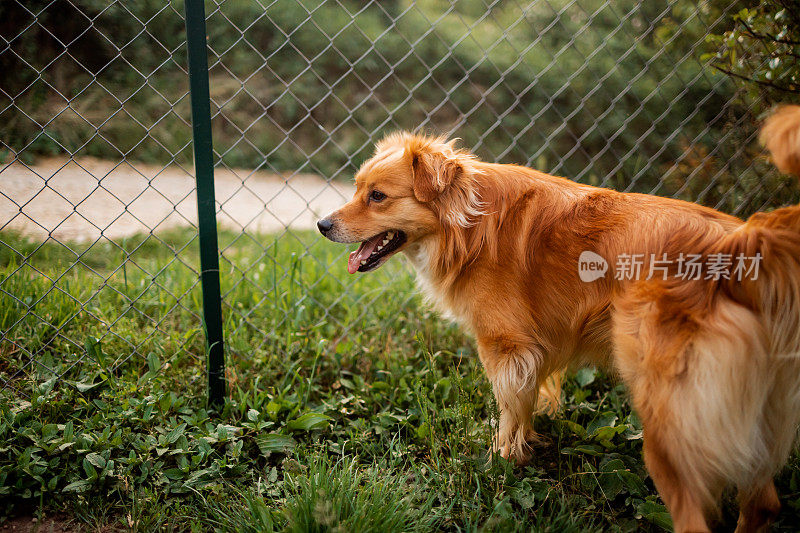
[403, 239, 470, 326]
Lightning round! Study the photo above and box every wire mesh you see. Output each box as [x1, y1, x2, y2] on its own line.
[1, 0, 795, 396]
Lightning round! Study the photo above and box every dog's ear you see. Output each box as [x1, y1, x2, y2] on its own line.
[410, 149, 462, 203]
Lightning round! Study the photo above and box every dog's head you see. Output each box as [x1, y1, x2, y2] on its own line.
[318, 132, 482, 273]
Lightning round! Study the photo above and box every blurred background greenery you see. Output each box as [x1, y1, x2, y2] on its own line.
[1, 0, 798, 216]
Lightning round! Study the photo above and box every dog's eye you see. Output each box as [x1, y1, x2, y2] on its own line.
[369, 190, 386, 203]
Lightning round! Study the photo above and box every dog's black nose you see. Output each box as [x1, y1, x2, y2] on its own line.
[317, 218, 333, 234]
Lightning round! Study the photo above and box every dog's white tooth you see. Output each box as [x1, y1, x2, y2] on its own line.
[377, 245, 384, 251]
[387, 231, 394, 239]
[382, 238, 389, 245]
[360, 260, 366, 265]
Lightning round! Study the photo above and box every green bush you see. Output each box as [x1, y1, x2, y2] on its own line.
[707, 0, 800, 109]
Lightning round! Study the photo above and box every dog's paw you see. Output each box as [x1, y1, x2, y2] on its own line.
[492, 440, 533, 466]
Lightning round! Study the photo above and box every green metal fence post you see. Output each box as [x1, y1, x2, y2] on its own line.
[184, 0, 226, 409]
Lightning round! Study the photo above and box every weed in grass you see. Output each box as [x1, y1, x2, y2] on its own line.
[281, 454, 437, 533]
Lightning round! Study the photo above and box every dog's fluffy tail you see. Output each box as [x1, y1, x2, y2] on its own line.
[760, 105, 800, 177]
[717, 105, 800, 353]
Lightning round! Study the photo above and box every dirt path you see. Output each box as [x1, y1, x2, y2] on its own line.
[0, 157, 355, 242]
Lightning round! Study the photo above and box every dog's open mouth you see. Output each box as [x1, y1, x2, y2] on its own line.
[347, 230, 407, 274]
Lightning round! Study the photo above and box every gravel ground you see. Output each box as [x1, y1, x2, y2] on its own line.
[0, 157, 355, 243]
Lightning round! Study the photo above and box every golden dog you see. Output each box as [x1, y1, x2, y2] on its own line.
[318, 105, 800, 532]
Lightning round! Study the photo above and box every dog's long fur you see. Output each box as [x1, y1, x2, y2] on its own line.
[320, 106, 800, 532]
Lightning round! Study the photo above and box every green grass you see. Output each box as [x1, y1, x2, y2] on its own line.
[1, 228, 800, 531]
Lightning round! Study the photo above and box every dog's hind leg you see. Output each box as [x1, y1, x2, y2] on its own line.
[732, 357, 800, 533]
[643, 431, 712, 533]
[536, 370, 562, 415]
[736, 479, 780, 533]
[613, 292, 772, 532]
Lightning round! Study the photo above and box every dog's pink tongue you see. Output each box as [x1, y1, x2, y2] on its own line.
[347, 234, 383, 274]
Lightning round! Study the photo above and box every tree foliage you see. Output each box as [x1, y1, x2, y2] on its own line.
[707, 0, 800, 110]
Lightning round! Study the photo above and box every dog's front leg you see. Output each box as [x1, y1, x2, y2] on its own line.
[478, 338, 542, 465]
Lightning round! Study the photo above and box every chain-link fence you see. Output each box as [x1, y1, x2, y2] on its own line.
[1, 0, 795, 399]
